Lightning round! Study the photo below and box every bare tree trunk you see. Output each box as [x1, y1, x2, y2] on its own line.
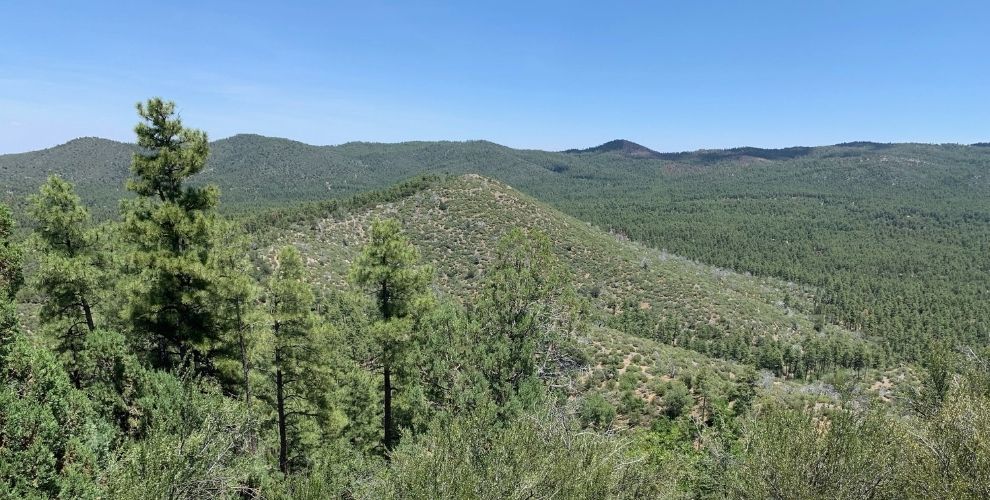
[237, 301, 251, 406]
[81, 297, 95, 332]
[383, 362, 395, 454]
[276, 348, 289, 474]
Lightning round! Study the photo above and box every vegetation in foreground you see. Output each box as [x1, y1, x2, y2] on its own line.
[1, 99, 989, 499]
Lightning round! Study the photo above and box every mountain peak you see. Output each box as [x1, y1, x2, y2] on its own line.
[565, 139, 659, 158]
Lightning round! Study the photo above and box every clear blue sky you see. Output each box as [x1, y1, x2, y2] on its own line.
[2, 0, 988, 153]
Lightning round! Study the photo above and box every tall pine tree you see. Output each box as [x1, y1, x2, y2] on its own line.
[120, 98, 221, 369]
[265, 246, 337, 474]
[350, 218, 431, 453]
[27, 175, 103, 382]
[210, 220, 263, 407]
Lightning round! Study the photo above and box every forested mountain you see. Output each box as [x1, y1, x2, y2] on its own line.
[0, 137, 135, 214]
[564, 138, 661, 157]
[5, 134, 988, 215]
[2, 103, 990, 497]
[3, 134, 989, 367]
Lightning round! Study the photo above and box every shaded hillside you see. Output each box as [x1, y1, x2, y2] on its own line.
[656, 145, 814, 162]
[0, 137, 135, 215]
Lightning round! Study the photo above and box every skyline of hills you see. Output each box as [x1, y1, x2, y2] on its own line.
[4, 132, 989, 213]
[8, 131, 989, 158]
[3, 129, 988, 365]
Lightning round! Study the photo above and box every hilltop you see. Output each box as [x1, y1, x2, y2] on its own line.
[259, 175, 821, 339]
[255, 175, 902, 417]
[564, 139, 661, 158]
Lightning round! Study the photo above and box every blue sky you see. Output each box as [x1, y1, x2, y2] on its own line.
[1, 0, 988, 153]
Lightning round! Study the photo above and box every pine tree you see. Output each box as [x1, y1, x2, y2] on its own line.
[0, 329, 109, 498]
[0, 204, 21, 300]
[27, 176, 103, 382]
[265, 246, 335, 474]
[475, 228, 579, 410]
[404, 302, 489, 432]
[0, 202, 108, 498]
[0, 203, 22, 344]
[210, 220, 263, 407]
[349, 218, 431, 453]
[120, 98, 221, 369]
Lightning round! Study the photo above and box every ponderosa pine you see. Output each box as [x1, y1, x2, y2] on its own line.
[119, 98, 222, 369]
[28, 175, 103, 383]
[265, 246, 336, 474]
[349, 218, 431, 453]
[475, 228, 579, 410]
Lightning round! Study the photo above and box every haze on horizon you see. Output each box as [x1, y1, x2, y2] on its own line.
[2, 0, 988, 154]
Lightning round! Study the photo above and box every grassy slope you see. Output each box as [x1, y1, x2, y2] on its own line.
[261, 175, 825, 339]
[258, 175, 904, 418]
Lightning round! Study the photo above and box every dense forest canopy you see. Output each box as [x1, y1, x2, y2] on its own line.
[1, 99, 989, 498]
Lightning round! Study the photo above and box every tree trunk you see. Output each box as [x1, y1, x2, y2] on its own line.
[157, 335, 168, 369]
[236, 300, 256, 452]
[81, 297, 95, 332]
[276, 349, 289, 474]
[383, 362, 395, 454]
[379, 278, 397, 455]
[237, 301, 251, 407]
[69, 330, 83, 389]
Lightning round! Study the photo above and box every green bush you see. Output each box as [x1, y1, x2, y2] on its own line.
[579, 393, 617, 429]
[370, 406, 665, 499]
[0, 331, 113, 499]
[726, 402, 912, 499]
[106, 371, 265, 499]
[661, 380, 692, 418]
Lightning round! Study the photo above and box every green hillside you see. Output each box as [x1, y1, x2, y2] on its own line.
[257, 175, 897, 396]
[9, 134, 988, 216]
[3, 135, 988, 363]
[0, 137, 134, 215]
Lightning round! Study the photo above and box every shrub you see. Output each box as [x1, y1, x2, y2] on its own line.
[370, 406, 664, 499]
[579, 393, 617, 429]
[661, 380, 692, 418]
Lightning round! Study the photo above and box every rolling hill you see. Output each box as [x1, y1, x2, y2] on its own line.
[253, 174, 907, 419]
[563, 139, 661, 157]
[3, 135, 989, 364]
[6, 134, 987, 217]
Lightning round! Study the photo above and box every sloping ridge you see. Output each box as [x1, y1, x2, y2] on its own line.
[262, 174, 871, 365]
[656, 146, 815, 162]
[0, 137, 134, 186]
